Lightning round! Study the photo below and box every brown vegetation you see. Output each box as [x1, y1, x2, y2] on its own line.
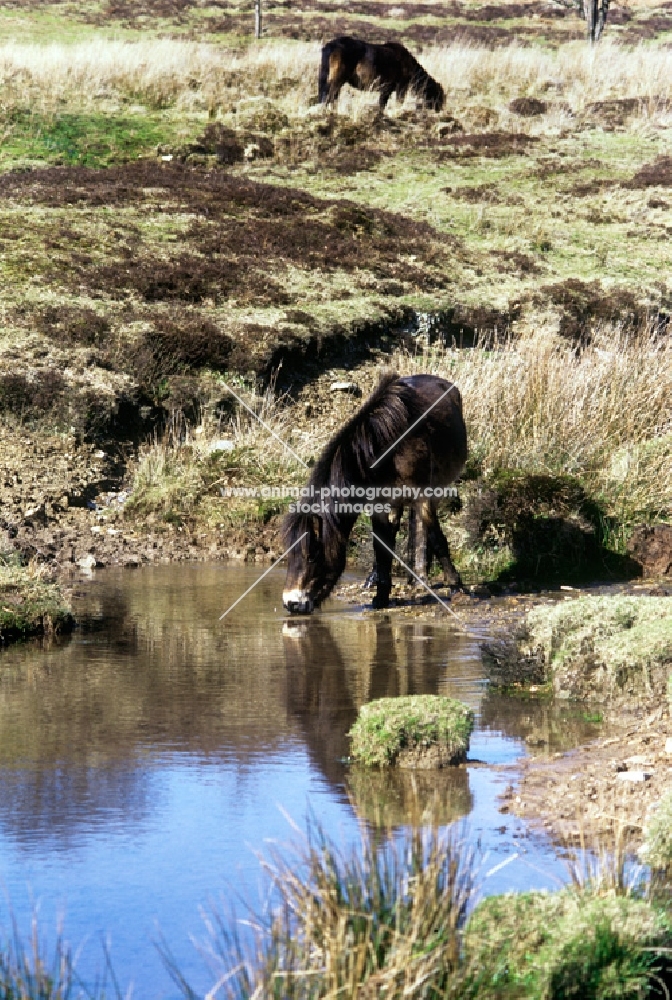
[538, 279, 648, 343]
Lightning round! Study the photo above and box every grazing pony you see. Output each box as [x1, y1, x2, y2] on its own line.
[282, 373, 467, 615]
[318, 36, 445, 112]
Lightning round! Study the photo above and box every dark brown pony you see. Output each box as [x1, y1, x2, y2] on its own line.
[282, 373, 467, 614]
[318, 36, 445, 112]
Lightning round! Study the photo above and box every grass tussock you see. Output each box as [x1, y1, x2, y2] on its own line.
[169, 818, 477, 1000]
[641, 790, 672, 875]
[498, 595, 672, 704]
[0, 554, 73, 641]
[463, 889, 672, 1000]
[125, 383, 307, 526]
[348, 694, 475, 768]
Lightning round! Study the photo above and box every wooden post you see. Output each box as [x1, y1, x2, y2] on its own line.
[254, 0, 262, 39]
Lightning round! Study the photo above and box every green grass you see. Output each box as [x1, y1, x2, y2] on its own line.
[517, 596, 672, 704]
[641, 790, 672, 874]
[463, 890, 672, 1000]
[0, 558, 73, 641]
[348, 694, 475, 768]
[0, 109, 182, 169]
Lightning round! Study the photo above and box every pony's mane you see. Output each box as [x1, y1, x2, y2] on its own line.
[308, 372, 409, 492]
[282, 372, 412, 562]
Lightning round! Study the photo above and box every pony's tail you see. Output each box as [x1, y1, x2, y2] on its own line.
[318, 43, 332, 104]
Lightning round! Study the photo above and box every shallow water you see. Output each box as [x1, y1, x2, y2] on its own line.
[0, 564, 602, 998]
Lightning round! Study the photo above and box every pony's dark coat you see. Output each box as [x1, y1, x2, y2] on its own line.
[282, 373, 466, 614]
[318, 36, 445, 112]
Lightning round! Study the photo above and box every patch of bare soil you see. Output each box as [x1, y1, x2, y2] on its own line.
[570, 177, 619, 196]
[492, 249, 541, 274]
[623, 11, 672, 39]
[537, 278, 648, 343]
[0, 424, 285, 572]
[452, 182, 503, 203]
[436, 131, 538, 159]
[585, 96, 644, 128]
[509, 96, 548, 116]
[464, 2, 537, 19]
[625, 155, 672, 189]
[505, 706, 672, 851]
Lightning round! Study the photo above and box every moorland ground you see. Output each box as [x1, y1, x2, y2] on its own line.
[1, 0, 671, 593]
[0, 3, 671, 993]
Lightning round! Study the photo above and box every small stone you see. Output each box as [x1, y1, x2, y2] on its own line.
[77, 553, 97, 570]
[616, 770, 653, 783]
[665, 737, 672, 754]
[330, 381, 360, 394]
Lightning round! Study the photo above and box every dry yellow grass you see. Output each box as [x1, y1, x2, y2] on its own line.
[1, 37, 672, 117]
[390, 326, 672, 524]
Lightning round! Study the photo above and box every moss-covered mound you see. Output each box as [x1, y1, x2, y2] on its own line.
[484, 596, 672, 706]
[0, 562, 74, 643]
[348, 694, 474, 768]
[464, 890, 672, 999]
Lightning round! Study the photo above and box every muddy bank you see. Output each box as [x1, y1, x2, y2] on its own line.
[504, 708, 672, 852]
[0, 425, 284, 573]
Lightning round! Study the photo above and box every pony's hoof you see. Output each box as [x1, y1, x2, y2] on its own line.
[371, 593, 390, 610]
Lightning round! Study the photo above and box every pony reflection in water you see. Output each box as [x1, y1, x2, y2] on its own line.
[282, 373, 467, 615]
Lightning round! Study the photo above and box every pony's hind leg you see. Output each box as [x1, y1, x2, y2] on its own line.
[407, 501, 461, 590]
[407, 502, 431, 584]
[426, 501, 462, 588]
[370, 507, 401, 609]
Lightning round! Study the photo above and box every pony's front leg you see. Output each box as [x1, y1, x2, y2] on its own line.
[366, 506, 401, 590]
[370, 508, 401, 609]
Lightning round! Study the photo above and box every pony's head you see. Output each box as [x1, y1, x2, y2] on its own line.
[282, 511, 347, 615]
[423, 76, 445, 112]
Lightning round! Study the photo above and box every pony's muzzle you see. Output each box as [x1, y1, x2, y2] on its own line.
[283, 589, 315, 615]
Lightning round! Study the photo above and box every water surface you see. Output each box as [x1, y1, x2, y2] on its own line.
[0, 564, 601, 997]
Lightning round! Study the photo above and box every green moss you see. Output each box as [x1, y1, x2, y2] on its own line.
[0, 562, 73, 642]
[523, 596, 672, 704]
[348, 694, 474, 768]
[464, 890, 672, 999]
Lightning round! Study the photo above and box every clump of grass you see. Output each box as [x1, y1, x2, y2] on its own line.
[0, 555, 73, 641]
[168, 817, 477, 1000]
[125, 381, 307, 526]
[509, 595, 672, 705]
[641, 790, 672, 875]
[348, 694, 475, 768]
[463, 889, 672, 1000]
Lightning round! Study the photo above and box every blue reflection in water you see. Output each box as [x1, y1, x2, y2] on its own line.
[0, 564, 593, 998]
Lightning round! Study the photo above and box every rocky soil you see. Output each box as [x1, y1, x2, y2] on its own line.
[0, 424, 283, 573]
[503, 708, 672, 854]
